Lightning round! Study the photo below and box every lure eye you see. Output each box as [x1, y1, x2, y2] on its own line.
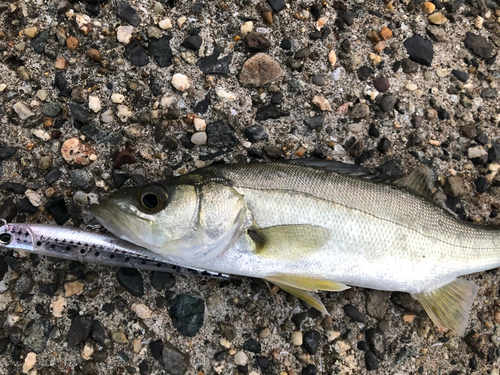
[0, 233, 12, 245]
[142, 193, 159, 209]
[138, 184, 168, 213]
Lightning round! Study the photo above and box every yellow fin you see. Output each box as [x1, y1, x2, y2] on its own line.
[266, 275, 350, 292]
[414, 279, 479, 336]
[249, 225, 330, 261]
[271, 281, 328, 315]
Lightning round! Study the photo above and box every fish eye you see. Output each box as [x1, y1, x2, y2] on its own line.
[137, 184, 168, 213]
[142, 193, 159, 209]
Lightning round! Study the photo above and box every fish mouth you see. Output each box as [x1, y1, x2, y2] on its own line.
[90, 200, 151, 247]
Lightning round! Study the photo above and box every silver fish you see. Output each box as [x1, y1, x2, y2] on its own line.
[90, 161, 498, 335]
[0, 219, 229, 279]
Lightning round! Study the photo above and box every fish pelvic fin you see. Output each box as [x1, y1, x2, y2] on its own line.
[394, 165, 446, 206]
[249, 225, 330, 261]
[414, 278, 479, 336]
[271, 280, 328, 315]
[266, 275, 350, 292]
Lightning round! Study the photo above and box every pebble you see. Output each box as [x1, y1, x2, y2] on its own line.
[17, 66, 30, 81]
[234, 351, 249, 366]
[132, 303, 153, 319]
[219, 323, 237, 341]
[206, 121, 239, 149]
[245, 125, 268, 142]
[464, 32, 494, 59]
[241, 21, 254, 36]
[305, 115, 324, 129]
[191, 132, 207, 145]
[302, 330, 321, 355]
[246, 32, 270, 53]
[379, 27, 392, 40]
[451, 69, 469, 82]
[117, 2, 141, 26]
[267, 0, 286, 12]
[67, 315, 93, 349]
[197, 45, 232, 75]
[328, 50, 337, 66]
[117, 25, 133, 44]
[373, 77, 390, 92]
[350, 103, 370, 119]
[312, 95, 331, 111]
[66, 36, 79, 50]
[380, 94, 397, 112]
[428, 12, 447, 24]
[262, 10, 273, 24]
[23, 352, 36, 373]
[366, 290, 387, 319]
[159, 18, 172, 29]
[51, 296, 66, 317]
[475, 177, 488, 194]
[182, 35, 202, 51]
[151, 272, 176, 290]
[111, 93, 125, 103]
[403, 34, 434, 66]
[239, 53, 283, 87]
[64, 280, 84, 296]
[42, 102, 61, 117]
[124, 40, 149, 66]
[86, 48, 101, 62]
[344, 304, 366, 323]
[61, 138, 96, 166]
[243, 338, 261, 353]
[117, 105, 133, 122]
[117, 267, 144, 297]
[13, 102, 34, 120]
[112, 332, 128, 344]
[365, 351, 379, 371]
[88, 96, 102, 112]
[292, 331, 303, 345]
[169, 294, 205, 337]
[31, 30, 49, 53]
[163, 342, 190, 375]
[172, 73, 190, 91]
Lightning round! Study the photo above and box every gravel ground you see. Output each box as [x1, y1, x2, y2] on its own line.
[1, 0, 500, 373]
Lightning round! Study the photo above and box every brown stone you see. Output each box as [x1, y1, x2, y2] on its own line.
[246, 32, 270, 53]
[262, 10, 273, 24]
[86, 48, 101, 62]
[379, 27, 393, 40]
[239, 53, 283, 87]
[366, 30, 380, 43]
[185, 113, 198, 125]
[66, 36, 79, 50]
[428, 13, 447, 25]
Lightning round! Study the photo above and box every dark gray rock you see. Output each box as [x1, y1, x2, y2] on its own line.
[91, 320, 111, 348]
[395, 346, 414, 364]
[46, 197, 70, 225]
[31, 30, 49, 53]
[357, 66, 373, 81]
[246, 32, 270, 53]
[1, 182, 27, 194]
[267, 0, 286, 12]
[365, 351, 379, 371]
[124, 40, 149, 67]
[255, 105, 290, 121]
[197, 44, 232, 75]
[42, 102, 62, 117]
[206, 121, 239, 149]
[111, 169, 130, 188]
[182, 35, 202, 51]
[117, 2, 141, 26]
[67, 315, 93, 349]
[151, 35, 172, 68]
[464, 32, 494, 59]
[451, 69, 469, 82]
[169, 294, 205, 337]
[0, 146, 17, 160]
[14, 273, 33, 294]
[245, 126, 269, 142]
[69, 104, 93, 125]
[403, 34, 434, 66]
[366, 290, 387, 320]
[117, 267, 144, 297]
[304, 115, 324, 129]
[311, 75, 325, 86]
[302, 330, 321, 355]
[150, 272, 176, 291]
[380, 94, 397, 112]
[366, 328, 386, 359]
[243, 337, 261, 353]
[263, 145, 282, 159]
[23, 319, 50, 353]
[69, 170, 91, 190]
[401, 58, 419, 73]
[149, 339, 163, 361]
[0, 198, 17, 222]
[343, 304, 366, 323]
[162, 342, 189, 375]
[481, 88, 498, 99]
[390, 292, 425, 314]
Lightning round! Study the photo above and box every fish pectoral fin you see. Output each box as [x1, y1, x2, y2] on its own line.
[266, 275, 350, 292]
[249, 225, 330, 261]
[414, 278, 479, 336]
[270, 280, 328, 315]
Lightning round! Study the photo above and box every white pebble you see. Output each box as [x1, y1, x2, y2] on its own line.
[117, 25, 133, 44]
[25, 189, 42, 207]
[241, 21, 253, 35]
[36, 89, 47, 101]
[468, 146, 487, 159]
[111, 93, 125, 104]
[292, 331, 303, 345]
[23, 352, 36, 373]
[328, 50, 337, 66]
[13, 102, 34, 120]
[177, 16, 187, 28]
[191, 132, 207, 145]
[81, 342, 94, 360]
[171, 73, 190, 91]
[194, 118, 206, 131]
[101, 109, 114, 123]
[131, 303, 153, 319]
[88, 95, 101, 112]
[117, 104, 133, 122]
[0, 83, 6, 92]
[348, 122, 363, 132]
[216, 88, 236, 100]
[406, 82, 418, 91]
[435, 69, 449, 78]
[161, 95, 174, 108]
[159, 18, 172, 29]
[234, 351, 249, 366]
[32, 129, 51, 141]
[312, 95, 332, 111]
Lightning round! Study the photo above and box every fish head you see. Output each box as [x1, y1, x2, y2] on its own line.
[90, 175, 248, 264]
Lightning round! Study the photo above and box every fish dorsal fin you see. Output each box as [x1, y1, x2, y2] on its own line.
[248, 225, 330, 261]
[269, 280, 328, 315]
[393, 166, 437, 202]
[414, 278, 479, 336]
[283, 158, 373, 178]
[266, 274, 350, 293]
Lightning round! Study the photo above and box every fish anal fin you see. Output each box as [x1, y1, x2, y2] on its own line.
[266, 275, 350, 292]
[249, 225, 330, 261]
[415, 279, 479, 336]
[271, 280, 328, 315]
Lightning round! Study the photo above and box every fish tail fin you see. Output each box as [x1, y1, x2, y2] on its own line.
[414, 278, 479, 336]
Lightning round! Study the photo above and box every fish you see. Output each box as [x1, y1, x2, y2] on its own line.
[89, 160, 499, 335]
[0, 219, 229, 279]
